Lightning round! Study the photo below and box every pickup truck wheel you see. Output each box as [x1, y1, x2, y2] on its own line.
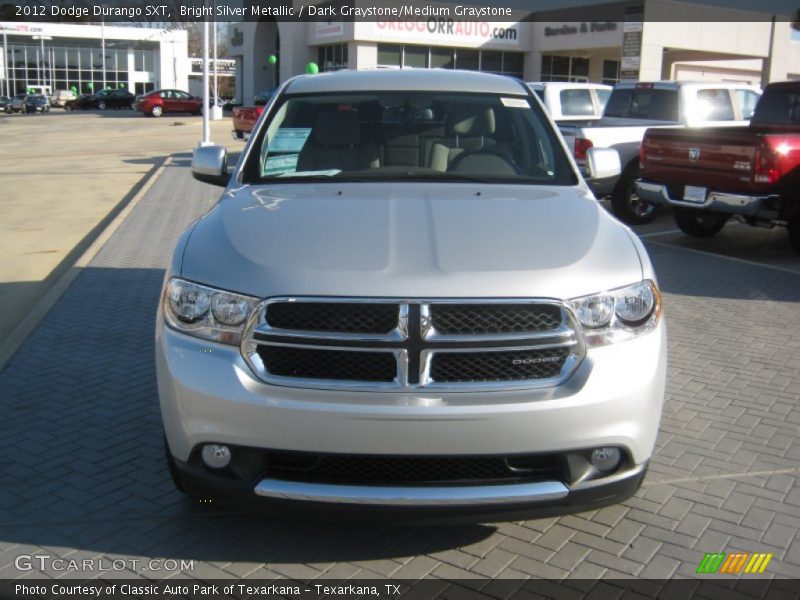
[164, 435, 186, 493]
[673, 208, 729, 238]
[789, 218, 800, 254]
[611, 167, 660, 225]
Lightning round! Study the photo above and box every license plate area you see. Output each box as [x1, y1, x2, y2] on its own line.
[683, 185, 707, 204]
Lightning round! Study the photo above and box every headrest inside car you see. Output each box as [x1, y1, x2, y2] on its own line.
[447, 104, 496, 136]
[313, 109, 361, 147]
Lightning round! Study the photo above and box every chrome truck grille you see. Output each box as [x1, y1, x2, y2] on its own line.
[242, 299, 585, 391]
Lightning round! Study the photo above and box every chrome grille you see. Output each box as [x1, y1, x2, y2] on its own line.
[266, 302, 399, 335]
[429, 347, 570, 383]
[257, 345, 398, 382]
[243, 298, 584, 391]
[427, 303, 562, 336]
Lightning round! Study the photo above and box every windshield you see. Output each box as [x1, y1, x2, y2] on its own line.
[751, 87, 800, 126]
[604, 88, 678, 121]
[244, 91, 576, 185]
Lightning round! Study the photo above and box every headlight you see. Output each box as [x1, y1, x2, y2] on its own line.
[163, 278, 258, 345]
[614, 281, 656, 325]
[569, 280, 661, 347]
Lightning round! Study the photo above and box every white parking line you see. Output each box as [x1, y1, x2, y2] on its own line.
[643, 466, 800, 487]
[637, 220, 747, 240]
[637, 229, 681, 239]
[644, 238, 800, 276]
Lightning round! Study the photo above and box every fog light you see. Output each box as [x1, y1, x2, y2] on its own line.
[201, 444, 231, 469]
[590, 447, 621, 472]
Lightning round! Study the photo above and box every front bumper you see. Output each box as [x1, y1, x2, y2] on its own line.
[636, 180, 775, 217]
[157, 317, 665, 518]
[172, 451, 648, 523]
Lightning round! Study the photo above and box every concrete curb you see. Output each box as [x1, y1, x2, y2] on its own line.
[0, 156, 174, 374]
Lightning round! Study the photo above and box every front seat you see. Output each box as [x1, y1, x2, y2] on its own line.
[429, 104, 506, 172]
[297, 109, 379, 172]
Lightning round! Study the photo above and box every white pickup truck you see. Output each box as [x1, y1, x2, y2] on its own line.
[560, 81, 761, 224]
[527, 82, 611, 123]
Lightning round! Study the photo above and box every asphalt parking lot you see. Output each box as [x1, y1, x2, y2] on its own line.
[0, 116, 798, 586]
[0, 109, 237, 350]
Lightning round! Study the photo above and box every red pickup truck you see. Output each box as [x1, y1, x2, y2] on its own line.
[232, 106, 264, 140]
[231, 88, 274, 140]
[636, 81, 800, 253]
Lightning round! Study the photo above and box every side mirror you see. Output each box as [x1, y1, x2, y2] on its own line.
[585, 147, 621, 181]
[192, 145, 229, 187]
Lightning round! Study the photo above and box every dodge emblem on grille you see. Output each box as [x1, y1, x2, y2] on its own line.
[512, 356, 561, 365]
[688, 148, 701, 162]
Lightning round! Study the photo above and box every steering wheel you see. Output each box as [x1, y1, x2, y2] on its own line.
[448, 149, 517, 176]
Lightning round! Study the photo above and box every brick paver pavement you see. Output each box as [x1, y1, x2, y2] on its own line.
[0, 156, 798, 583]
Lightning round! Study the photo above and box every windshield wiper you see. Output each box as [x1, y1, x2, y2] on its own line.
[330, 170, 495, 184]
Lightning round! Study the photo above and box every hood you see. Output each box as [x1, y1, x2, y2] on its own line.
[180, 183, 643, 300]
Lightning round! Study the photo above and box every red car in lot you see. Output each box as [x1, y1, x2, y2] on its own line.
[134, 89, 202, 117]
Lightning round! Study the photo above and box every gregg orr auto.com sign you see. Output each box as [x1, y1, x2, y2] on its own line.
[357, 19, 523, 48]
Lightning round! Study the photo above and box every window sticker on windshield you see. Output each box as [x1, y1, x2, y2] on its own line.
[501, 97, 529, 108]
[262, 154, 299, 176]
[268, 128, 312, 153]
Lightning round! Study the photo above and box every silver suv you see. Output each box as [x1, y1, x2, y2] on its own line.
[157, 70, 666, 521]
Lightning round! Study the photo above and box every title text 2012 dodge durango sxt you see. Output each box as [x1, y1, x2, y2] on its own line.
[156, 70, 666, 522]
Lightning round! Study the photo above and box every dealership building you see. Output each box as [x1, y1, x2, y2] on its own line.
[0, 22, 189, 97]
[228, 0, 800, 104]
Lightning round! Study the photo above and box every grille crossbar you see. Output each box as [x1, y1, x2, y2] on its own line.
[243, 298, 584, 391]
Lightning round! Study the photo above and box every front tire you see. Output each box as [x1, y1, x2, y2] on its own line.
[674, 208, 729, 238]
[610, 166, 660, 225]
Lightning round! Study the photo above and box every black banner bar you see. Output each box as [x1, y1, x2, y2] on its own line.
[1, 0, 797, 23]
[2, 579, 800, 600]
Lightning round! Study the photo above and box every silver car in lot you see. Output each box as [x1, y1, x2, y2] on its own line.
[5, 93, 28, 113]
[157, 69, 666, 522]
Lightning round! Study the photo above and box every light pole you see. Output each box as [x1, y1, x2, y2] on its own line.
[101, 18, 107, 91]
[213, 19, 218, 100]
[2, 27, 9, 97]
[210, 12, 222, 120]
[31, 35, 52, 89]
[200, 20, 211, 145]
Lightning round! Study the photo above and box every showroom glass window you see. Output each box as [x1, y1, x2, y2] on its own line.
[317, 44, 348, 72]
[2, 39, 156, 96]
[602, 60, 620, 85]
[376, 44, 523, 79]
[540, 56, 590, 83]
